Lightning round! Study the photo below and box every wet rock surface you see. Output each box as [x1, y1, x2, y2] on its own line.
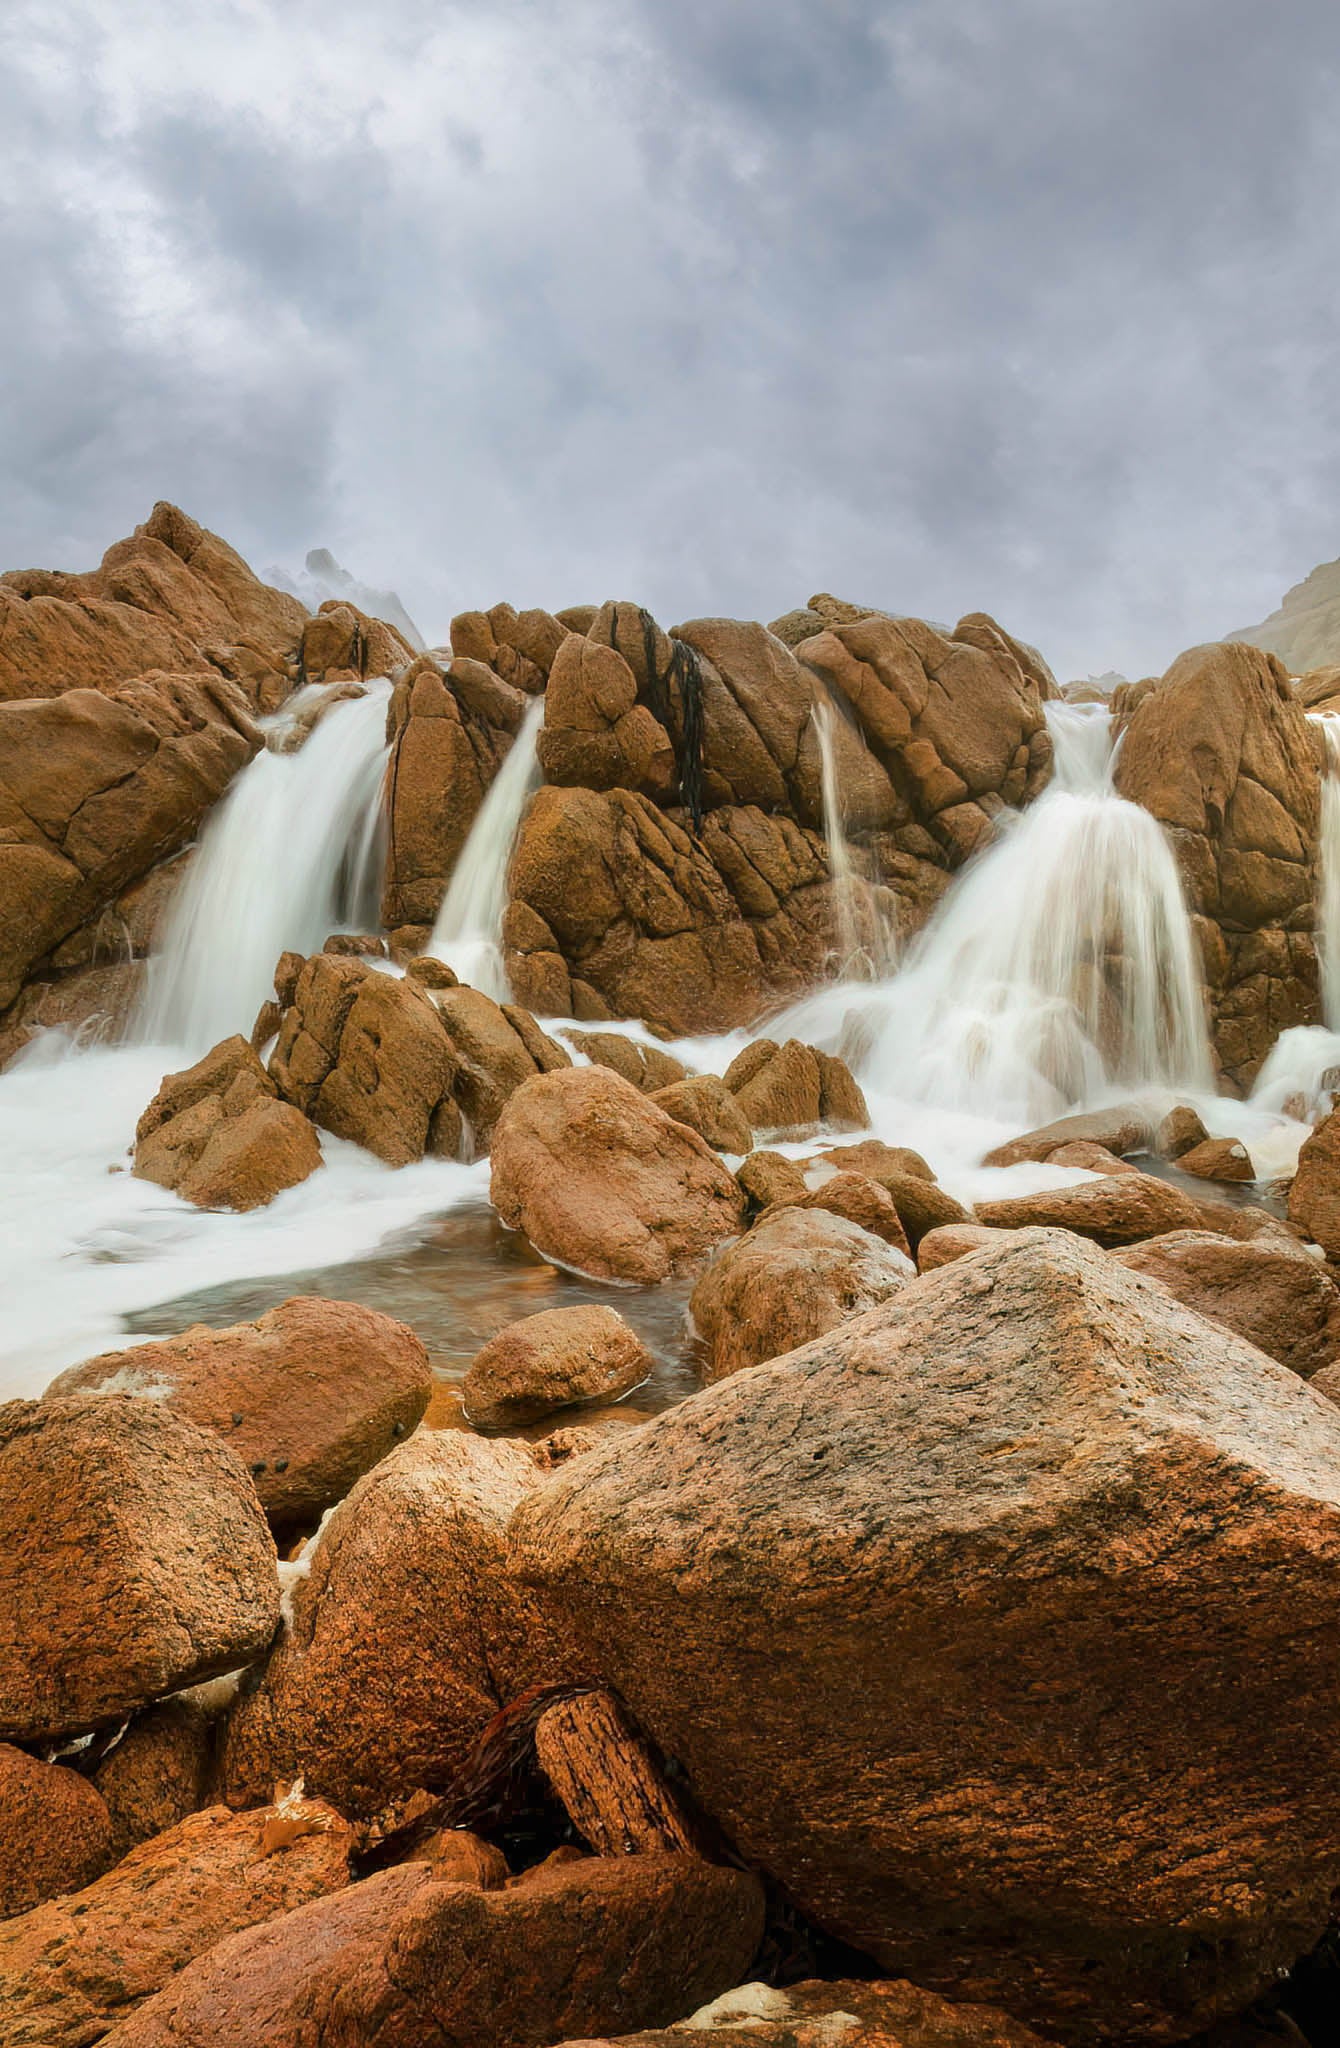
[462, 1303, 654, 1428]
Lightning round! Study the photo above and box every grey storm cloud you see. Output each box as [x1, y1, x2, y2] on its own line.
[0, 0, 1337, 678]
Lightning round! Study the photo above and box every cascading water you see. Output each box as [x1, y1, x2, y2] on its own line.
[811, 696, 898, 980]
[428, 696, 545, 1001]
[137, 681, 393, 1052]
[776, 700, 1214, 1126]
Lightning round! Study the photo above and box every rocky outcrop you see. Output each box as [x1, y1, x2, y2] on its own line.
[105, 1853, 764, 2048]
[1229, 555, 1340, 675]
[489, 1065, 747, 1283]
[1115, 1229, 1340, 1378]
[513, 1229, 1340, 2043]
[134, 1035, 323, 1210]
[0, 1396, 279, 1743]
[1113, 641, 1322, 1088]
[0, 671, 258, 1022]
[0, 502, 306, 706]
[222, 1431, 576, 1818]
[689, 1206, 913, 1379]
[47, 1296, 432, 1528]
[723, 1037, 868, 1138]
[0, 1744, 115, 1917]
[462, 1304, 653, 1429]
[0, 1801, 350, 2048]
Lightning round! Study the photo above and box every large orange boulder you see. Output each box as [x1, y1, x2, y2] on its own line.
[104, 1852, 764, 2048]
[690, 1207, 912, 1379]
[221, 1430, 576, 1818]
[0, 670, 258, 1015]
[490, 1065, 747, 1283]
[47, 1296, 432, 1527]
[1116, 1228, 1340, 1378]
[973, 1169, 1204, 1245]
[0, 1801, 350, 2047]
[513, 1230, 1340, 2043]
[1113, 641, 1321, 1087]
[0, 1397, 279, 1743]
[0, 1743, 115, 1916]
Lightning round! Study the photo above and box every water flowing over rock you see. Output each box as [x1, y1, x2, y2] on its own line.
[1113, 641, 1322, 1089]
[513, 1229, 1340, 2044]
[47, 1296, 432, 1527]
[427, 694, 545, 999]
[489, 1065, 747, 1282]
[104, 1853, 765, 2048]
[0, 1396, 279, 1743]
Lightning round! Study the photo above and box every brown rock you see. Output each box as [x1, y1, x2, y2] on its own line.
[736, 1148, 811, 1211]
[136, 1032, 270, 1142]
[1044, 1141, 1142, 1175]
[1289, 1103, 1340, 1255]
[405, 953, 459, 988]
[103, 1852, 764, 2048]
[432, 984, 557, 1148]
[1155, 1104, 1211, 1159]
[1116, 1230, 1340, 1378]
[824, 1137, 935, 1181]
[797, 1171, 912, 1256]
[535, 1689, 698, 1857]
[554, 1974, 1055, 2048]
[221, 1431, 576, 1818]
[725, 1038, 823, 1137]
[409, 1825, 510, 1886]
[490, 1065, 746, 1284]
[983, 1105, 1150, 1168]
[0, 1801, 350, 2048]
[1114, 641, 1321, 1088]
[133, 1035, 322, 1211]
[513, 1228, 1340, 2043]
[539, 631, 676, 794]
[917, 1223, 1022, 1272]
[690, 1206, 912, 1380]
[0, 671, 259, 1017]
[1175, 1134, 1257, 1183]
[47, 1296, 432, 1527]
[0, 1398, 279, 1743]
[564, 1029, 688, 1093]
[93, 1694, 222, 1858]
[0, 1743, 115, 1917]
[463, 1305, 653, 1430]
[974, 1168, 1204, 1246]
[651, 1074, 753, 1153]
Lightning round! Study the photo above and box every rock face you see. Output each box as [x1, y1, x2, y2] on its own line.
[104, 1853, 765, 2048]
[1288, 1102, 1340, 1256]
[1116, 1229, 1340, 1378]
[490, 1065, 747, 1283]
[723, 1037, 868, 1138]
[222, 1430, 576, 1818]
[462, 1304, 654, 1429]
[0, 1743, 115, 1917]
[0, 671, 259, 1027]
[1229, 554, 1340, 675]
[0, 1801, 350, 2048]
[0, 1397, 279, 1743]
[690, 1207, 913, 1381]
[1113, 642, 1321, 1088]
[47, 1296, 432, 1527]
[134, 1035, 323, 1210]
[93, 1695, 222, 1857]
[513, 1229, 1340, 2044]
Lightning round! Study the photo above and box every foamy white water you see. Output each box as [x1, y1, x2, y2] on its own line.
[428, 697, 544, 1001]
[137, 682, 392, 1052]
[772, 702, 1214, 1127]
[812, 696, 898, 980]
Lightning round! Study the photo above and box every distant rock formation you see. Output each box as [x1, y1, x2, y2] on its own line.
[1229, 554, 1340, 674]
[269, 547, 425, 653]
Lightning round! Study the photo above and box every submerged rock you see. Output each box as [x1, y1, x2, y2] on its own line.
[490, 1065, 746, 1284]
[47, 1296, 432, 1527]
[0, 1396, 279, 1744]
[513, 1228, 1340, 2043]
[462, 1304, 653, 1430]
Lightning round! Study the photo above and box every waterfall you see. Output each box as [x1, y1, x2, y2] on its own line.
[775, 700, 1213, 1126]
[811, 697, 898, 981]
[137, 682, 392, 1052]
[428, 696, 545, 1001]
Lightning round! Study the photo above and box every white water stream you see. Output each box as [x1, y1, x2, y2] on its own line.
[428, 697, 544, 1001]
[811, 696, 898, 980]
[138, 682, 393, 1053]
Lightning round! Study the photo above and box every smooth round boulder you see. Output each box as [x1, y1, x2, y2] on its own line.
[0, 1744, 115, 1916]
[0, 1397, 279, 1744]
[514, 1229, 1340, 2043]
[489, 1065, 746, 1284]
[690, 1206, 912, 1380]
[462, 1304, 654, 1429]
[47, 1296, 432, 1528]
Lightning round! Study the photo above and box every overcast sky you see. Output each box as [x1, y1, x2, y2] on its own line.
[2, 1, 1337, 679]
